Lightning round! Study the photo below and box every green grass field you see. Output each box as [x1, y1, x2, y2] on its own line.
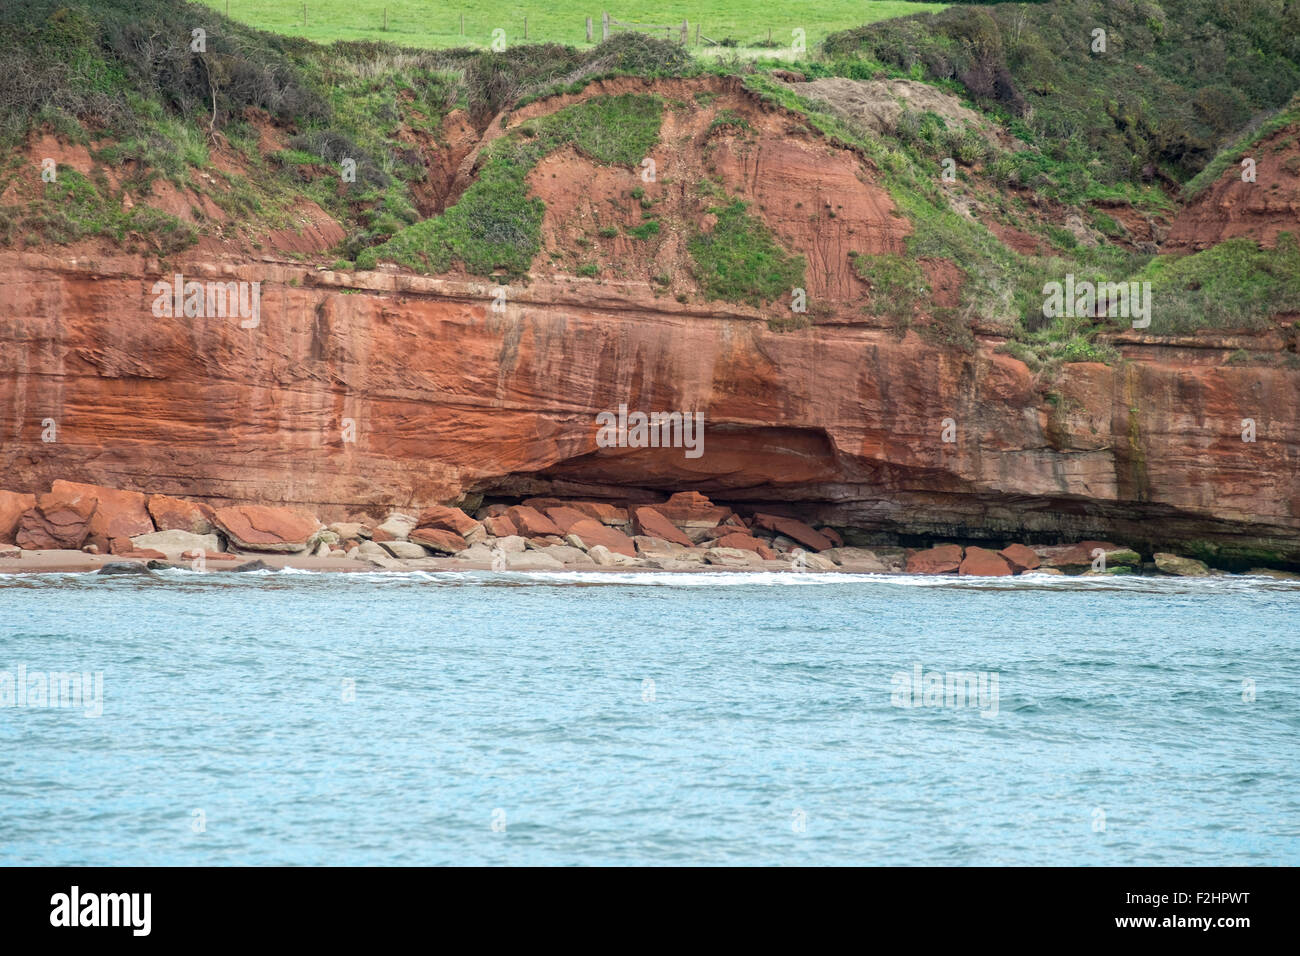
[198, 1, 944, 54]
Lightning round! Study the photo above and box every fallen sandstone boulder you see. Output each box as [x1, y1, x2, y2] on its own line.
[999, 543, 1040, 572]
[53, 481, 155, 553]
[704, 547, 764, 568]
[541, 506, 591, 534]
[631, 507, 694, 547]
[483, 515, 517, 537]
[537, 544, 595, 567]
[654, 492, 731, 528]
[415, 505, 480, 540]
[374, 512, 418, 541]
[587, 545, 640, 566]
[147, 494, 215, 535]
[1037, 541, 1139, 572]
[906, 544, 964, 575]
[506, 550, 566, 571]
[959, 547, 1014, 576]
[822, 547, 899, 573]
[0, 490, 36, 543]
[380, 540, 429, 559]
[98, 561, 153, 576]
[506, 505, 563, 537]
[1154, 553, 1212, 576]
[16, 487, 99, 550]
[523, 498, 629, 525]
[753, 514, 833, 552]
[130, 529, 221, 559]
[409, 527, 468, 554]
[712, 531, 765, 552]
[565, 519, 637, 557]
[211, 505, 321, 553]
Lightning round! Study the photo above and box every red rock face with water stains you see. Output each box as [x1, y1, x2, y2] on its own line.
[0, 249, 1297, 565]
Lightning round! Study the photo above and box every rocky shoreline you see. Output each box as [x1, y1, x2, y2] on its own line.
[1, 482, 1295, 579]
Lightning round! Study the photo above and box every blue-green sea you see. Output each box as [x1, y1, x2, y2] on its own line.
[1, 568, 1297, 865]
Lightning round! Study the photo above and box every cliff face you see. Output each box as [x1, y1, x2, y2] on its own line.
[3, 67, 1299, 567]
[3, 251, 1297, 565]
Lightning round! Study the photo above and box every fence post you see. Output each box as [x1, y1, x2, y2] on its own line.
[681, 20, 688, 45]
[602, 11, 609, 41]
[302, 4, 307, 27]
[460, 13, 464, 35]
[586, 17, 593, 42]
[695, 23, 700, 47]
[383, 7, 387, 31]
[524, 16, 528, 40]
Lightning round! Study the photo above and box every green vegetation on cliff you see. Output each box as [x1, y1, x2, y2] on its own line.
[4, 0, 1300, 351]
[356, 93, 663, 276]
[824, 0, 1300, 192]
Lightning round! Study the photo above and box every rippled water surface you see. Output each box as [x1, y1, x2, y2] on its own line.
[1, 568, 1297, 865]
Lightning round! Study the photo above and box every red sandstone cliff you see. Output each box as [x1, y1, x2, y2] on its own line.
[1, 77, 1298, 566]
[2, 250, 1297, 563]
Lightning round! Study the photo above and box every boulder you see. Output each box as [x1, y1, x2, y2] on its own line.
[328, 521, 369, 540]
[791, 551, 837, 571]
[130, 529, 221, 559]
[415, 505, 479, 537]
[505, 550, 565, 571]
[587, 545, 639, 567]
[147, 494, 215, 534]
[454, 542, 495, 562]
[822, 547, 895, 572]
[381, 540, 430, 559]
[52, 481, 154, 553]
[704, 547, 764, 568]
[495, 535, 527, 553]
[523, 498, 628, 525]
[409, 527, 467, 555]
[959, 547, 1014, 576]
[16, 487, 99, 550]
[655, 492, 731, 528]
[537, 545, 595, 567]
[906, 544, 964, 575]
[542, 506, 592, 534]
[97, 561, 152, 576]
[483, 515, 517, 537]
[231, 559, 273, 572]
[1037, 541, 1134, 571]
[1154, 553, 1212, 577]
[756, 545, 777, 561]
[211, 505, 321, 553]
[356, 541, 390, 560]
[506, 505, 563, 537]
[565, 519, 637, 557]
[0, 490, 36, 543]
[375, 512, 418, 540]
[631, 507, 695, 547]
[1248, 567, 1300, 580]
[999, 543, 1040, 573]
[752, 514, 833, 552]
[713, 531, 764, 552]
[632, 535, 690, 555]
